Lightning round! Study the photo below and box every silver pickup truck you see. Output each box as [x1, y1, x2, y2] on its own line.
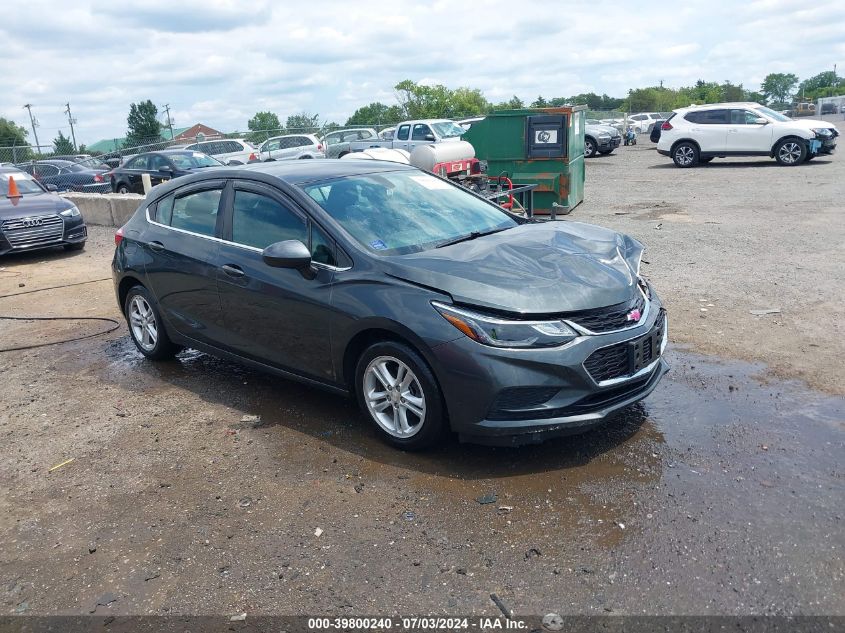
[321, 128, 379, 158]
[348, 119, 466, 153]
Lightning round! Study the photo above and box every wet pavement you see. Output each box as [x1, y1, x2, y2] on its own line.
[2, 327, 842, 615]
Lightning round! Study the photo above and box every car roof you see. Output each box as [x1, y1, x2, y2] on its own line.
[677, 101, 765, 112]
[143, 159, 417, 202]
[265, 133, 317, 140]
[30, 159, 77, 166]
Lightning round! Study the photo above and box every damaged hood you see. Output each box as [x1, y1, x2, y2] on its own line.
[381, 221, 644, 314]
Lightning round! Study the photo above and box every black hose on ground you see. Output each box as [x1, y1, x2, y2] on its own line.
[0, 278, 121, 352]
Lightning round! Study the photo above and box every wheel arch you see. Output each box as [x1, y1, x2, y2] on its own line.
[117, 275, 146, 311]
[771, 134, 808, 158]
[670, 138, 701, 154]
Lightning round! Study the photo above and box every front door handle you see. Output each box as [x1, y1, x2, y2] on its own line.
[149, 241, 164, 252]
[221, 264, 245, 278]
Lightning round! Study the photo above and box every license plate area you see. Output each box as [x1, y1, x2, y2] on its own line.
[628, 311, 665, 373]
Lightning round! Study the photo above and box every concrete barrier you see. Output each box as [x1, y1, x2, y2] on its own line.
[61, 193, 145, 227]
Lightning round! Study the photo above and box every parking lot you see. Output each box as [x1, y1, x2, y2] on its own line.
[1, 130, 843, 616]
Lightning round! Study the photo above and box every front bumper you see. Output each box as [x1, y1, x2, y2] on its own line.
[0, 214, 87, 255]
[430, 295, 669, 445]
[597, 137, 621, 151]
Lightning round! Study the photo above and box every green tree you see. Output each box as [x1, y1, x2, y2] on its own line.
[285, 112, 321, 133]
[53, 131, 75, 155]
[721, 81, 744, 102]
[394, 80, 454, 119]
[450, 87, 491, 117]
[346, 102, 403, 126]
[247, 111, 282, 143]
[492, 95, 525, 110]
[761, 73, 798, 107]
[531, 95, 549, 108]
[125, 100, 162, 148]
[797, 71, 845, 99]
[744, 91, 766, 105]
[0, 117, 32, 162]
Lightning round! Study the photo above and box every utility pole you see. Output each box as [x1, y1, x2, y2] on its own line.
[162, 104, 175, 140]
[64, 102, 78, 151]
[23, 104, 41, 154]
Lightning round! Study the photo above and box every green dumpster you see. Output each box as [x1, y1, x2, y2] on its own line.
[462, 106, 586, 215]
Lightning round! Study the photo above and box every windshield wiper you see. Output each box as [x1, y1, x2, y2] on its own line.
[436, 227, 508, 248]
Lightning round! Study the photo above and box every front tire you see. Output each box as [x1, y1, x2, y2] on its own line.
[672, 142, 699, 167]
[355, 341, 445, 450]
[774, 138, 806, 166]
[124, 285, 180, 360]
[116, 183, 130, 194]
[584, 138, 598, 158]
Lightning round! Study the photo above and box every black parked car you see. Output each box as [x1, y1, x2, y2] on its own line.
[16, 159, 110, 193]
[109, 150, 224, 194]
[0, 167, 87, 254]
[650, 120, 665, 143]
[112, 162, 668, 449]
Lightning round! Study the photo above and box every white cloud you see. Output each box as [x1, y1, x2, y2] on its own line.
[0, 0, 842, 146]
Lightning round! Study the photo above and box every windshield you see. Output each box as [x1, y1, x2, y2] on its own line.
[431, 121, 465, 139]
[753, 106, 791, 122]
[1, 171, 45, 195]
[169, 152, 223, 169]
[301, 171, 518, 255]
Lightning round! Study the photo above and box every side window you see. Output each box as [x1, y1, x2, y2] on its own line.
[278, 138, 294, 149]
[397, 125, 410, 141]
[412, 124, 432, 140]
[154, 195, 175, 225]
[148, 154, 169, 170]
[264, 139, 280, 152]
[743, 110, 761, 124]
[225, 141, 241, 153]
[170, 188, 222, 237]
[184, 144, 197, 151]
[700, 109, 729, 124]
[125, 155, 148, 170]
[310, 223, 337, 266]
[231, 189, 307, 250]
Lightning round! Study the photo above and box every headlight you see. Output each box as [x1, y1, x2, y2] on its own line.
[597, 132, 611, 139]
[59, 206, 81, 218]
[432, 302, 577, 349]
[811, 128, 832, 137]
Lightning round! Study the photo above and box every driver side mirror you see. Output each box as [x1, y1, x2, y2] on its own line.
[158, 166, 173, 174]
[46, 183, 58, 192]
[424, 133, 436, 142]
[753, 117, 768, 125]
[262, 240, 314, 278]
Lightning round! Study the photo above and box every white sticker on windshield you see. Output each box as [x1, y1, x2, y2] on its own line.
[193, 153, 206, 158]
[410, 175, 451, 190]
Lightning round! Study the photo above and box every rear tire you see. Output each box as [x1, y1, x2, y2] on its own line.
[774, 138, 806, 166]
[124, 285, 181, 360]
[355, 341, 445, 450]
[116, 183, 130, 194]
[672, 141, 699, 167]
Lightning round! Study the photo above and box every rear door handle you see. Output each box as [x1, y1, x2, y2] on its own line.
[149, 241, 164, 252]
[221, 264, 245, 278]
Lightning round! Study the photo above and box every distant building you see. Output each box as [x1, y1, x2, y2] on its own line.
[87, 123, 225, 154]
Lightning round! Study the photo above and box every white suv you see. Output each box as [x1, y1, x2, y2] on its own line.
[657, 102, 838, 167]
[183, 138, 258, 165]
[627, 112, 663, 133]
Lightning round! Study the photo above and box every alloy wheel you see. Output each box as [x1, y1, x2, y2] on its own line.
[778, 142, 802, 164]
[129, 295, 158, 351]
[675, 146, 695, 166]
[363, 356, 427, 438]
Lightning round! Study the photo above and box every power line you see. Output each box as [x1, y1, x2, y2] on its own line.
[162, 104, 175, 139]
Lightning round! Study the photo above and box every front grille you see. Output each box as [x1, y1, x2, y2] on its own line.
[584, 310, 666, 383]
[566, 294, 646, 333]
[1, 215, 64, 249]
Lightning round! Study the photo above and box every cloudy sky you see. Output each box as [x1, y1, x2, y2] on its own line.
[1, 0, 843, 147]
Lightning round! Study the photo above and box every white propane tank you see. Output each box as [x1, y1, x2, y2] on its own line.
[340, 148, 410, 164]
[409, 141, 476, 172]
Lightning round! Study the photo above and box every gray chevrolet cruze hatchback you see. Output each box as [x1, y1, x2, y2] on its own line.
[112, 161, 668, 449]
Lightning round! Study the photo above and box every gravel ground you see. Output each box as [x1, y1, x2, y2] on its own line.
[0, 127, 843, 618]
